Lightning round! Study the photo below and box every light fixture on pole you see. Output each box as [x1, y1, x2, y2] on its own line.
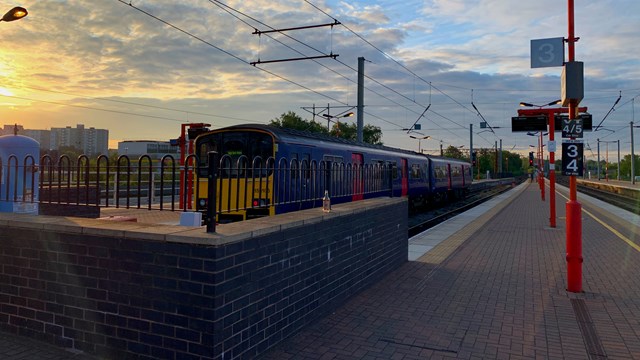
[322, 112, 354, 133]
[519, 99, 562, 108]
[409, 135, 430, 153]
[1, 6, 27, 22]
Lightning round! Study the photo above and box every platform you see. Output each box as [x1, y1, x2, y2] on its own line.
[3, 181, 640, 359]
[260, 181, 640, 359]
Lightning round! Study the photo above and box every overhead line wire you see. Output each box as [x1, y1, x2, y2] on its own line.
[209, 0, 446, 130]
[206, 0, 460, 132]
[212, 0, 474, 135]
[303, 0, 476, 115]
[116, 0, 347, 106]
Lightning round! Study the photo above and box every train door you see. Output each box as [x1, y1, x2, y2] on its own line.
[447, 163, 452, 190]
[401, 158, 408, 196]
[352, 153, 364, 201]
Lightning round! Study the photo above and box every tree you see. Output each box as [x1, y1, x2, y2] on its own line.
[619, 154, 640, 180]
[330, 123, 383, 145]
[270, 110, 384, 145]
[270, 111, 328, 134]
[443, 145, 465, 160]
[502, 151, 524, 176]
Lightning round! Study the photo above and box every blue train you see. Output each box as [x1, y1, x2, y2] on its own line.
[193, 124, 472, 221]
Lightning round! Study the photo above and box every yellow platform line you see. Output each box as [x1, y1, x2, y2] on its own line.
[555, 189, 640, 253]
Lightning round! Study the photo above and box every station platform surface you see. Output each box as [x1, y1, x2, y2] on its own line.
[2, 181, 640, 359]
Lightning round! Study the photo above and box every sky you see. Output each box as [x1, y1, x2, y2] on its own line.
[1, 0, 639, 161]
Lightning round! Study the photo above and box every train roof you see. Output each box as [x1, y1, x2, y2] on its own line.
[206, 123, 470, 164]
[210, 123, 421, 155]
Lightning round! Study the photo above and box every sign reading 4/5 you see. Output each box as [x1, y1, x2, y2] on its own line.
[562, 119, 583, 138]
[562, 142, 583, 176]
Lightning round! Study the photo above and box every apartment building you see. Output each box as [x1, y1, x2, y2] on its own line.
[1, 124, 108, 156]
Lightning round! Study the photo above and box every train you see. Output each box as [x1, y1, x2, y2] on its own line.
[192, 124, 472, 222]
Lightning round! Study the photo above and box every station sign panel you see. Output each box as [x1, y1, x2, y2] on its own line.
[554, 114, 592, 132]
[511, 115, 547, 132]
[531, 37, 565, 68]
[562, 140, 584, 176]
[561, 119, 584, 138]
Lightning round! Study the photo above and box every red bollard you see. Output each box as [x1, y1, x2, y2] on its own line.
[566, 199, 583, 292]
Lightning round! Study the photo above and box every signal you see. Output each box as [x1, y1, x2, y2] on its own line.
[529, 152, 534, 166]
[471, 151, 477, 166]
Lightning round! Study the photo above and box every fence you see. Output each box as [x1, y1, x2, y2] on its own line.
[1, 153, 393, 230]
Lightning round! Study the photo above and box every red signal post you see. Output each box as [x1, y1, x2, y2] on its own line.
[177, 123, 211, 209]
[565, 0, 582, 293]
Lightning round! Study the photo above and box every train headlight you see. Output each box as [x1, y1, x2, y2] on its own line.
[252, 198, 269, 207]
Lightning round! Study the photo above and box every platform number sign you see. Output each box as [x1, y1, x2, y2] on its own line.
[562, 142, 583, 176]
[531, 37, 565, 68]
[562, 119, 583, 138]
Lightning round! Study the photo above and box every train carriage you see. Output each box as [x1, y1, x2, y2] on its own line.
[193, 124, 469, 223]
[429, 157, 472, 202]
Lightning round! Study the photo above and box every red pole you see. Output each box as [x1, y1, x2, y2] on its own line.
[566, 0, 583, 292]
[179, 124, 187, 209]
[539, 135, 543, 191]
[549, 112, 556, 227]
[540, 132, 545, 201]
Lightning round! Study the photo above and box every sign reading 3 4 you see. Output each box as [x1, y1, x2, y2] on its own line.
[562, 141, 583, 176]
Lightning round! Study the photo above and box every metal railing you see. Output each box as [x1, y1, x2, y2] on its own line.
[199, 152, 393, 232]
[1, 153, 394, 231]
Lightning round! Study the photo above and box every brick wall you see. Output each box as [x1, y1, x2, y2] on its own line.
[0, 198, 407, 359]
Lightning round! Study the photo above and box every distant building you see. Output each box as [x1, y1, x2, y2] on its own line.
[0, 124, 23, 136]
[118, 140, 178, 159]
[51, 124, 108, 156]
[1, 124, 108, 156]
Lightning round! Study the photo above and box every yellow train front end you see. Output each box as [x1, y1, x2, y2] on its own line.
[192, 128, 276, 223]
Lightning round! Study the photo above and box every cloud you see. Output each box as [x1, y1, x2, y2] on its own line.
[0, 0, 638, 154]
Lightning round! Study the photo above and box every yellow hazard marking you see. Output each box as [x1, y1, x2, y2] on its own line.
[556, 190, 640, 253]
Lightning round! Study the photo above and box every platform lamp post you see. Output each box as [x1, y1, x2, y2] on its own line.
[526, 130, 548, 202]
[322, 112, 354, 135]
[0, 6, 27, 22]
[520, 100, 561, 213]
[599, 139, 620, 182]
[409, 135, 430, 153]
[632, 121, 640, 184]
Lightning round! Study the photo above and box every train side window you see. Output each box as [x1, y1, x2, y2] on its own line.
[302, 153, 311, 179]
[370, 159, 385, 180]
[410, 164, 421, 179]
[196, 135, 219, 176]
[323, 155, 343, 163]
[388, 161, 398, 179]
[290, 153, 299, 179]
[248, 133, 274, 176]
[198, 142, 216, 165]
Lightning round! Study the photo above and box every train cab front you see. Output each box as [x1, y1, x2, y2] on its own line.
[193, 126, 277, 223]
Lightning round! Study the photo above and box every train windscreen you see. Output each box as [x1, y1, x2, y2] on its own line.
[196, 131, 274, 177]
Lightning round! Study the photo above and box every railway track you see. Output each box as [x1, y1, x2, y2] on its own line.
[408, 181, 520, 237]
[555, 176, 640, 215]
